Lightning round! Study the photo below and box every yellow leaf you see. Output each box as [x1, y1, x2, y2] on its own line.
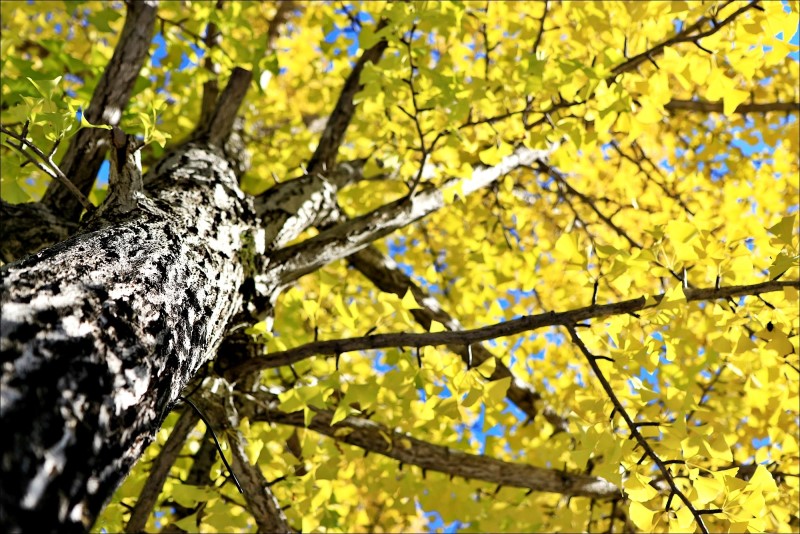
[484, 377, 511, 406]
[245, 437, 263, 465]
[748, 465, 778, 493]
[429, 320, 446, 333]
[765, 329, 795, 356]
[473, 356, 496, 376]
[703, 433, 732, 462]
[675, 505, 694, 529]
[461, 387, 482, 408]
[301, 299, 318, 318]
[739, 490, 765, 516]
[330, 404, 349, 426]
[401, 289, 421, 310]
[628, 501, 658, 531]
[681, 434, 703, 458]
[624, 471, 659, 502]
[723, 89, 749, 115]
[694, 476, 723, 504]
[479, 146, 502, 165]
[767, 215, 797, 246]
[553, 232, 586, 266]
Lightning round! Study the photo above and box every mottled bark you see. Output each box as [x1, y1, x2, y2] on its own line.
[270, 146, 553, 287]
[1, 141, 256, 532]
[0, 201, 77, 264]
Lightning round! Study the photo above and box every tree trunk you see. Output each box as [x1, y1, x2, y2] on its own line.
[0, 141, 256, 532]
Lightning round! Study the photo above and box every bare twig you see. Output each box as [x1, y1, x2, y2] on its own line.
[1, 125, 95, 212]
[665, 99, 800, 115]
[567, 326, 715, 534]
[227, 280, 799, 374]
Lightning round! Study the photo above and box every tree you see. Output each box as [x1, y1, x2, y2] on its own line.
[1, 0, 798, 532]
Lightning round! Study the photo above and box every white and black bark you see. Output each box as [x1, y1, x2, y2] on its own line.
[0, 139, 256, 532]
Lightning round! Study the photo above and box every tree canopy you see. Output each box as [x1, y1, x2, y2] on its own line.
[1, 1, 799, 533]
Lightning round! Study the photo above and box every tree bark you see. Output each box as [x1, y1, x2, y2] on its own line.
[0, 141, 255, 532]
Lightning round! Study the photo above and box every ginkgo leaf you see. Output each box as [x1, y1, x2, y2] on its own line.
[703, 433, 733, 462]
[675, 506, 694, 529]
[628, 501, 658, 531]
[694, 476, 723, 504]
[331, 404, 350, 426]
[401, 289, 421, 310]
[484, 377, 511, 406]
[723, 89, 750, 115]
[429, 320, 446, 333]
[624, 471, 659, 502]
[767, 215, 797, 246]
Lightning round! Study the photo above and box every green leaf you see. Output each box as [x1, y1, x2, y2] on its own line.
[87, 8, 123, 33]
[26, 76, 62, 100]
[171, 484, 217, 508]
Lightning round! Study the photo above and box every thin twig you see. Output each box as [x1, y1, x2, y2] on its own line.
[1, 125, 94, 212]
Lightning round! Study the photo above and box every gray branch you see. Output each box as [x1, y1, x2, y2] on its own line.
[243, 393, 621, 500]
[665, 98, 800, 115]
[125, 408, 200, 533]
[269, 145, 553, 286]
[40, 1, 158, 222]
[227, 280, 799, 373]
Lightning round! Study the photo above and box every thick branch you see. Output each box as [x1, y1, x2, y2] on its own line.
[196, 68, 253, 146]
[1, 141, 255, 531]
[227, 429, 292, 533]
[125, 409, 200, 533]
[228, 280, 798, 373]
[40, 1, 158, 222]
[197, 397, 292, 533]
[306, 19, 388, 174]
[665, 99, 800, 115]
[347, 245, 568, 431]
[244, 395, 621, 499]
[0, 201, 78, 264]
[270, 145, 553, 286]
